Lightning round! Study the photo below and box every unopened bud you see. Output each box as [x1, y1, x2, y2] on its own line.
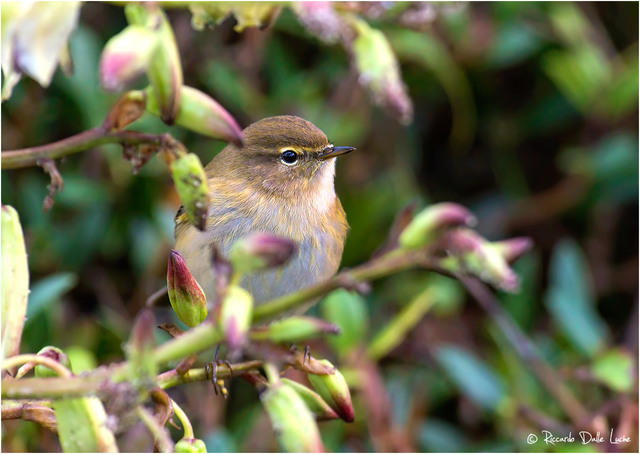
[399, 203, 476, 249]
[34, 346, 70, 378]
[350, 17, 413, 124]
[220, 286, 253, 351]
[229, 232, 297, 275]
[99, 25, 158, 92]
[167, 250, 208, 327]
[251, 317, 339, 343]
[146, 85, 243, 146]
[491, 237, 533, 263]
[175, 438, 207, 453]
[126, 5, 182, 124]
[440, 228, 519, 292]
[169, 152, 210, 231]
[281, 378, 339, 421]
[307, 359, 355, 422]
[261, 382, 325, 452]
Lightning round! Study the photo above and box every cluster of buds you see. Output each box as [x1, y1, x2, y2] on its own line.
[399, 203, 531, 291]
[98, 4, 243, 145]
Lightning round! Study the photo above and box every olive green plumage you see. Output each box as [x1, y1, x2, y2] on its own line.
[174, 115, 354, 310]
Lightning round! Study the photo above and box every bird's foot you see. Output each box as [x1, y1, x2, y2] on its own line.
[288, 344, 312, 365]
[205, 345, 233, 398]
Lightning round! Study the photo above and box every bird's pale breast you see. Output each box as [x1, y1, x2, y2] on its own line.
[175, 166, 348, 308]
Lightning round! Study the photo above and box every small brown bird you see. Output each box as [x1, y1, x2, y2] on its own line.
[174, 115, 354, 308]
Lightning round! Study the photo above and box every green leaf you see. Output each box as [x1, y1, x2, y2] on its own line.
[545, 239, 608, 357]
[418, 419, 469, 452]
[591, 348, 633, 392]
[434, 345, 507, 412]
[487, 23, 542, 68]
[27, 272, 77, 323]
[321, 289, 368, 357]
[1, 205, 30, 359]
[54, 397, 118, 452]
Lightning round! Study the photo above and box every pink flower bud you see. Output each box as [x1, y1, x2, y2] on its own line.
[440, 228, 520, 292]
[307, 359, 355, 423]
[167, 250, 208, 327]
[399, 202, 476, 249]
[99, 25, 158, 92]
[229, 232, 297, 274]
[219, 286, 253, 351]
[492, 237, 533, 263]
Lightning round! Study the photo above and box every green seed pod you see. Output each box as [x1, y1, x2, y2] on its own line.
[399, 202, 476, 250]
[307, 359, 355, 422]
[175, 438, 207, 453]
[220, 286, 253, 351]
[281, 378, 339, 421]
[146, 85, 243, 146]
[251, 316, 339, 344]
[261, 382, 325, 452]
[170, 152, 210, 231]
[167, 250, 208, 327]
[34, 346, 71, 378]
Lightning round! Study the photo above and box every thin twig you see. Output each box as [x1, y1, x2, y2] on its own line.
[2, 354, 73, 378]
[253, 248, 438, 321]
[458, 275, 603, 433]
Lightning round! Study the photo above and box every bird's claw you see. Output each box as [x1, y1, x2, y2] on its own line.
[205, 345, 232, 398]
[289, 344, 312, 365]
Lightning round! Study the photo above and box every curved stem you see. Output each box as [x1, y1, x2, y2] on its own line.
[1, 128, 170, 169]
[2, 354, 72, 378]
[170, 399, 194, 439]
[137, 405, 173, 453]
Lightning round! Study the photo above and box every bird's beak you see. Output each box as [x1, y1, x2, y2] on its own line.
[317, 145, 356, 160]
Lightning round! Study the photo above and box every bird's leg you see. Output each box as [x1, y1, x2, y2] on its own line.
[205, 345, 233, 398]
[288, 344, 312, 365]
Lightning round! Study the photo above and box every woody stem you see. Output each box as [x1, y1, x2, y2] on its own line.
[1, 127, 173, 169]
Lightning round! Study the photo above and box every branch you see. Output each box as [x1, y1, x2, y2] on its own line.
[1, 127, 172, 169]
[253, 248, 438, 321]
[2, 401, 57, 432]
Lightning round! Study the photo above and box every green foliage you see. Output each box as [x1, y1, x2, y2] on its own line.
[545, 239, 608, 357]
[1, 2, 637, 453]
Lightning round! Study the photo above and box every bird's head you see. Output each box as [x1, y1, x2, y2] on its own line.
[220, 116, 355, 195]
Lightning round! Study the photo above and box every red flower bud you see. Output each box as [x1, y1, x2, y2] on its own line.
[167, 250, 208, 327]
[307, 359, 355, 423]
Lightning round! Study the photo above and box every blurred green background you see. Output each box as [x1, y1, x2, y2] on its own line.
[1, 2, 638, 452]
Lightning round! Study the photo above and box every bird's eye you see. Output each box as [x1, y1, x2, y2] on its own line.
[280, 150, 298, 166]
